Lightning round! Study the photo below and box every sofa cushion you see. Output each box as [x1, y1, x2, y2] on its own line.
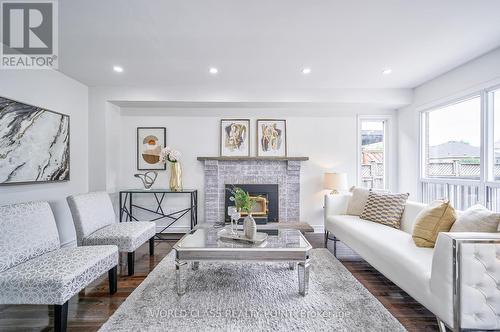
[450, 204, 500, 233]
[0, 245, 118, 305]
[399, 200, 428, 234]
[83, 221, 156, 252]
[412, 200, 457, 248]
[0, 201, 60, 273]
[360, 191, 409, 229]
[67, 192, 117, 245]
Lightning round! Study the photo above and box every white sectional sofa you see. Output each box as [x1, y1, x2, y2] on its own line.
[324, 193, 500, 331]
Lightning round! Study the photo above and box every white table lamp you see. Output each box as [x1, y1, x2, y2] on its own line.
[324, 172, 348, 194]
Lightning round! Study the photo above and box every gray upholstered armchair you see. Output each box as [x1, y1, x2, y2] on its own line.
[0, 201, 118, 332]
[67, 192, 156, 275]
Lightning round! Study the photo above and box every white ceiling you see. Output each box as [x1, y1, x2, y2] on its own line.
[59, 0, 500, 89]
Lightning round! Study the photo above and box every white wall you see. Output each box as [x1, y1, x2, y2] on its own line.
[113, 107, 397, 232]
[398, 47, 500, 198]
[88, 85, 408, 231]
[0, 70, 89, 247]
[88, 86, 411, 193]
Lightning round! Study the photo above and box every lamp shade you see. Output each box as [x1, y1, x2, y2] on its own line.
[324, 172, 348, 191]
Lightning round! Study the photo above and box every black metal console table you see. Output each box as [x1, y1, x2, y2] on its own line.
[119, 189, 198, 239]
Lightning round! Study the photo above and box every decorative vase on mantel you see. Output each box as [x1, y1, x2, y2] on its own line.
[169, 162, 183, 191]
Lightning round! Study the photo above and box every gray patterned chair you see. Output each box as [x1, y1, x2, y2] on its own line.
[0, 201, 118, 332]
[67, 192, 156, 276]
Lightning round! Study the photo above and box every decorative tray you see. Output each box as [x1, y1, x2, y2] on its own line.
[217, 228, 268, 244]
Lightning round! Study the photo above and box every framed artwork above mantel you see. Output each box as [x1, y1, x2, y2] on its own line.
[257, 119, 287, 157]
[220, 119, 250, 157]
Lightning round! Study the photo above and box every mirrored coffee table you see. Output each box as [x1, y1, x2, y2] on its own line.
[173, 224, 312, 296]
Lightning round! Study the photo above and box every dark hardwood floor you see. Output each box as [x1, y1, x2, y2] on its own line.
[0, 233, 439, 332]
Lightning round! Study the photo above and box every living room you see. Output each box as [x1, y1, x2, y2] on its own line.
[1, 1, 500, 331]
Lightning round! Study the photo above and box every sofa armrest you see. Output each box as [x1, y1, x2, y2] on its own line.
[431, 232, 500, 330]
[324, 193, 350, 218]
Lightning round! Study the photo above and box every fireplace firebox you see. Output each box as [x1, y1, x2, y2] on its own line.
[225, 184, 279, 224]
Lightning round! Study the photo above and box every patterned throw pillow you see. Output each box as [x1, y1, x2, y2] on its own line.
[360, 191, 409, 229]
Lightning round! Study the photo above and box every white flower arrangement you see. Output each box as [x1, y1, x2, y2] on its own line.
[160, 146, 181, 163]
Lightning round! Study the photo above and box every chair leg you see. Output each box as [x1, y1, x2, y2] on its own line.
[149, 237, 155, 256]
[128, 252, 135, 276]
[108, 266, 117, 294]
[333, 236, 337, 257]
[324, 230, 329, 248]
[54, 301, 68, 332]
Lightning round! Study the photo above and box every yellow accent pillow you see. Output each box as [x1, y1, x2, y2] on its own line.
[412, 200, 457, 248]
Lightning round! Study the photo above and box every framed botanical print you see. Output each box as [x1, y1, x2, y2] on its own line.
[220, 119, 250, 157]
[137, 127, 166, 170]
[257, 119, 287, 157]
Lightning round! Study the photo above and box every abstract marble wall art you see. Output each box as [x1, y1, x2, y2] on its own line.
[137, 127, 166, 170]
[0, 97, 70, 184]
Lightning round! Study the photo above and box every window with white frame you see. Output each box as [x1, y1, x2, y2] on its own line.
[419, 89, 500, 211]
[487, 88, 500, 210]
[359, 119, 387, 189]
[422, 96, 481, 180]
[492, 89, 500, 180]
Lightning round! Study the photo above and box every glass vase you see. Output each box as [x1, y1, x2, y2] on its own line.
[227, 206, 239, 235]
[231, 218, 238, 235]
[169, 162, 183, 191]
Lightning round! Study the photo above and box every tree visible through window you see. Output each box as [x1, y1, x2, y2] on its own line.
[360, 120, 385, 189]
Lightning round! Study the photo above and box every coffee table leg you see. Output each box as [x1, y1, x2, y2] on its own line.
[191, 261, 199, 270]
[298, 260, 310, 296]
[289, 262, 296, 270]
[176, 259, 187, 295]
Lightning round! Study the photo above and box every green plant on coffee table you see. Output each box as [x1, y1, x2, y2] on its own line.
[227, 186, 256, 214]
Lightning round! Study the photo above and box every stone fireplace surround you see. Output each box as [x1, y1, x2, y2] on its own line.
[198, 157, 308, 224]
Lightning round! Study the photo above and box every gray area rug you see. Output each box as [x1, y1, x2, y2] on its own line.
[100, 249, 406, 332]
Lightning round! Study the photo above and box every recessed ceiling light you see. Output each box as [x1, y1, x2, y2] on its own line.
[209, 67, 218, 74]
[113, 65, 124, 73]
[302, 68, 311, 74]
[382, 68, 392, 75]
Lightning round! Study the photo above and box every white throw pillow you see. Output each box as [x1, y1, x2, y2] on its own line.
[346, 187, 389, 216]
[346, 187, 370, 216]
[449, 204, 500, 233]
